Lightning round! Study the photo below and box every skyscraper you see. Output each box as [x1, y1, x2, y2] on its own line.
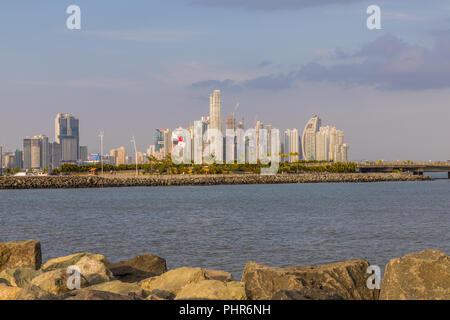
[302, 115, 321, 161]
[154, 129, 165, 152]
[55, 113, 79, 163]
[163, 129, 173, 157]
[284, 129, 299, 162]
[79, 146, 88, 162]
[316, 126, 330, 161]
[110, 147, 127, 166]
[23, 138, 31, 170]
[225, 116, 236, 163]
[209, 90, 222, 133]
[15, 150, 23, 170]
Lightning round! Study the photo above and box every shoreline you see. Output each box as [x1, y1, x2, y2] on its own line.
[0, 240, 448, 300]
[0, 172, 431, 190]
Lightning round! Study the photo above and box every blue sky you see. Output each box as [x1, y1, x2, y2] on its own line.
[0, 0, 449, 161]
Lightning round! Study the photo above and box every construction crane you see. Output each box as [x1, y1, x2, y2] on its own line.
[232, 102, 240, 119]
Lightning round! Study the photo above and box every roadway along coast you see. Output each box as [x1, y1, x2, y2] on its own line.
[0, 172, 431, 190]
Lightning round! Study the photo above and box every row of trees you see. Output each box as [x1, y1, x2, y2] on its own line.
[57, 154, 357, 175]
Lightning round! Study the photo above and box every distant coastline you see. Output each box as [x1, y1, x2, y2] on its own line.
[0, 172, 431, 190]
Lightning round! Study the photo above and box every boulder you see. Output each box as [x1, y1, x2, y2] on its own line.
[43, 252, 113, 285]
[242, 260, 378, 300]
[380, 249, 450, 300]
[62, 289, 142, 300]
[30, 268, 89, 295]
[108, 254, 167, 283]
[87, 280, 146, 297]
[204, 269, 234, 282]
[0, 240, 42, 271]
[15, 284, 55, 300]
[270, 288, 343, 300]
[0, 268, 42, 287]
[175, 280, 247, 300]
[140, 267, 206, 299]
[0, 283, 23, 300]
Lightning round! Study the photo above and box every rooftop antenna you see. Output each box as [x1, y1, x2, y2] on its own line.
[99, 131, 104, 176]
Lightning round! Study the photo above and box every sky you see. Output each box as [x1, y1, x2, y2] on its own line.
[0, 0, 449, 161]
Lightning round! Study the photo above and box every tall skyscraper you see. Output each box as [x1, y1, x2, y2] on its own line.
[23, 138, 31, 170]
[302, 115, 321, 161]
[163, 129, 173, 157]
[284, 129, 299, 162]
[49, 142, 61, 170]
[209, 90, 222, 133]
[15, 150, 23, 170]
[225, 116, 236, 163]
[316, 126, 330, 161]
[55, 113, 79, 163]
[154, 129, 165, 152]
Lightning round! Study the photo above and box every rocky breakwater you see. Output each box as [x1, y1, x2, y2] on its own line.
[0, 172, 430, 190]
[0, 240, 448, 300]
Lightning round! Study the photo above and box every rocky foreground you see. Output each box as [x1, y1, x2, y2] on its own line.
[0, 173, 430, 190]
[0, 240, 448, 300]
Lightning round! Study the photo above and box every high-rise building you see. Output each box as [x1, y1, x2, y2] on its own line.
[209, 90, 222, 133]
[302, 115, 321, 161]
[163, 129, 173, 157]
[23, 138, 31, 170]
[110, 147, 127, 166]
[0, 145, 2, 175]
[55, 113, 79, 163]
[4, 153, 15, 169]
[49, 142, 61, 170]
[79, 146, 88, 162]
[15, 150, 23, 170]
[225, 116, 236, 163]
[209, 90, 223, 163]
[316, 126, 330, 161]
[154, 129, 165, 152]
[23, 134, 49, 170]
[284, 129, 299, 162]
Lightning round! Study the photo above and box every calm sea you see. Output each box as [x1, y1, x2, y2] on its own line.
[1, 176, 449, 279]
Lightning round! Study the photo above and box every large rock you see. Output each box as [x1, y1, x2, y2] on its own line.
[175, 280, 247, 300]
[62, 289, 142, 300]
[0, 283, 23, 300]
[270, 288, 343, 300]
[0, 240, 42, 271]
[87, 280, 146, 297]
[242, 260, 378, 300]
[380, 249, 450, 300]
[43, 253, 113, 285]
[30, 268, 89, 295]
[0, 268, 42, 287]
[140, 267, 207, 299]
[108, 254, 167, 283]
[15, 284, 55, 300]
[204, 269, 234, 282]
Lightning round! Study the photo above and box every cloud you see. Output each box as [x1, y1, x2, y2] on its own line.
[189, 79, 242, 91]
[85, 28, 202, 43]
[189, 33, 450, 91]
[258, 60, 273, 68]
[192, 0, 365, 10]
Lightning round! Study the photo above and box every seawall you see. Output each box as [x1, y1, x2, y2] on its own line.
[0, 172, 430, 190]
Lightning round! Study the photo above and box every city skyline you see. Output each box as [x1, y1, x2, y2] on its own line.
[0, 1, 449, 161]
[0, 89, 350, 171]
